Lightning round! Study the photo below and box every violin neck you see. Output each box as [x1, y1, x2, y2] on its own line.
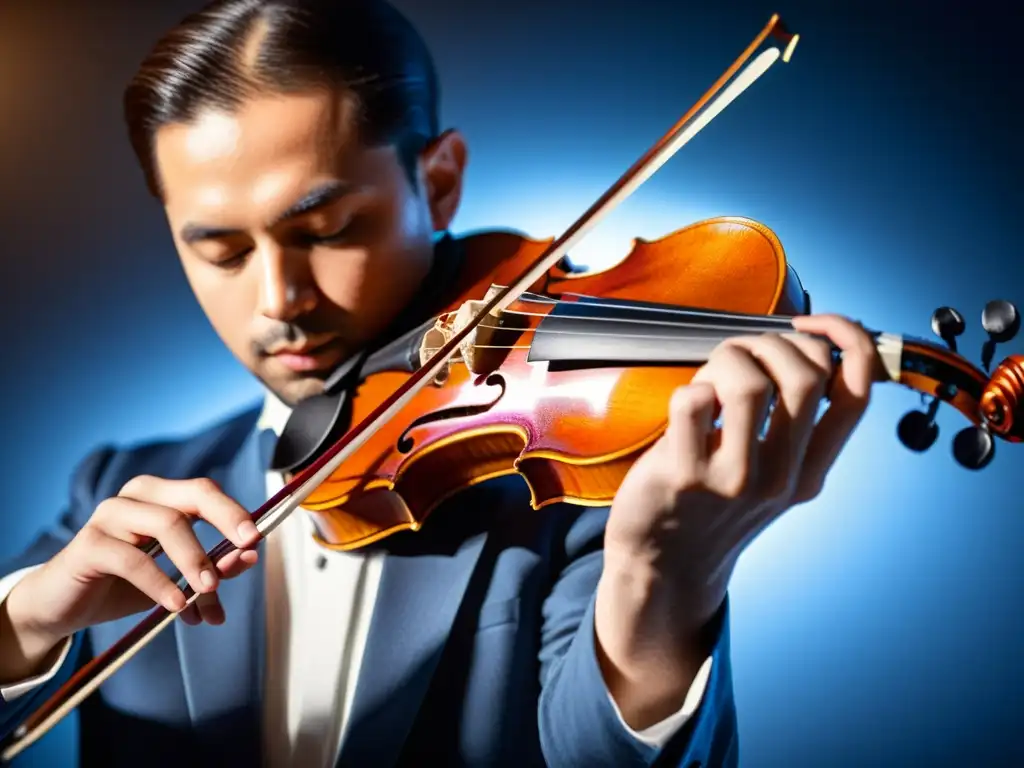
[524, 296, 902, 382]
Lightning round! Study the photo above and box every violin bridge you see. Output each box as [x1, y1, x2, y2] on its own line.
[453, 286, 504, 374]
[459, 285, 530, 374]
[420, 312, 460, 385]
[418, 285, 522, 380]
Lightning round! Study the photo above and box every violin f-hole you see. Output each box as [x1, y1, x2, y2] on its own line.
[395, 373, 508, 453]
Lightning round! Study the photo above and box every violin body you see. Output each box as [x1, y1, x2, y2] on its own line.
[298, 217, 811, 550]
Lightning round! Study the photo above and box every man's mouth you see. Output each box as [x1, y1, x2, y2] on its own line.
[267, 336, 345, 373]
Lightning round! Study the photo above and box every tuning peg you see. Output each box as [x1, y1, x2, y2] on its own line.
[931, 306, 965, 352]
[952, 425, 996, 470]
[897, 396, 941, 452]
[980, 300, 1020, 371]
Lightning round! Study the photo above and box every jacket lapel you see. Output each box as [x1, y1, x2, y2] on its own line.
[169, 408, 492, 767]
[173, 423, 269, 758]
[335, 526, 490, 767]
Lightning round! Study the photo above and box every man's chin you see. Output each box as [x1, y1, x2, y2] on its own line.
[262, 372, 331, 408]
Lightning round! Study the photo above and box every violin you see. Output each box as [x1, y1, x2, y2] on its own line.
[3, 13, 1021, 761]
[269, 223, 1022, 552]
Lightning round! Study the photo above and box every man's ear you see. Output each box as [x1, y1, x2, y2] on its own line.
[419, 129, 467, 231]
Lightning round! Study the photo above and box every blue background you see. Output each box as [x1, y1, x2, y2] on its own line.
[0, 0, 1021, 764]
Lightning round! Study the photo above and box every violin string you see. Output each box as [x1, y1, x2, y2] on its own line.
[426, 305, 791, 342]
[416, 298, 802, 359]
[417, 325, 792, 357]
[479, 294, 794, 325]
[478, 314, 789, 334]
[446, 295, 795, 333]
[516, 291, 796, 322]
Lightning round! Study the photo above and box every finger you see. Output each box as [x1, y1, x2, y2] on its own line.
[789, 315, 879, 500]
[179, 602, 202, 626]
[781, 331, 836, 385]
[215, 547, 260, 579]
[93, 498, 221, 597]
[790, 314, 878, 407]
[664, 382, 718, 470]
[118, 476, 260, 549]
[195, 591, 225, 626]
[79, 526, 186, 614]
[692, 345, 774, 497]
[724, 333, 832, 489]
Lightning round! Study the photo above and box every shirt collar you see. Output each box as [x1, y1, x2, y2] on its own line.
[256, 390, 293, 437]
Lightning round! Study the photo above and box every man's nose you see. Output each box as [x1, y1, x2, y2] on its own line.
[256, 247, 318, 322]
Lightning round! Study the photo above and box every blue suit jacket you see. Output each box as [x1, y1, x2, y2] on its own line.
[0, 404, 737, 767]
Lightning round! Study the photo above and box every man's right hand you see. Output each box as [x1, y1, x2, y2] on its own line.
[0, 475, 261, 684]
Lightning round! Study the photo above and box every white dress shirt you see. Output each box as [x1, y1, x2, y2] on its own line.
[0, 392, 712, 765]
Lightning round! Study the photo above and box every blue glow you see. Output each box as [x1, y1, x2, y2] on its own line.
[1, 1, 1021, 765]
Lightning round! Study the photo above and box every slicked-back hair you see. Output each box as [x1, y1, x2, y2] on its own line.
[123, 0, 440, 198]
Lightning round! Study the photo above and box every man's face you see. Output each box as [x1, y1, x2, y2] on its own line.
[153, 89, 466, 405]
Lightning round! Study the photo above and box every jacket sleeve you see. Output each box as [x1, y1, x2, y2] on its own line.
[536, 506, 738, 768]
[0, 446, 115, 745]
[0, 568, 75, 701]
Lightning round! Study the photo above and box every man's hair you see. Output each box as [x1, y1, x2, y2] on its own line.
[123, 0, 440, 199]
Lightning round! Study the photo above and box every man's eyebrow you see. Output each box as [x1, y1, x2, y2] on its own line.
[271, 180, 354, 224]
[178, 180, 355, 244]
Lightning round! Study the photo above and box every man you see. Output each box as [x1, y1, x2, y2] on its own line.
[0, 1, 879, 766]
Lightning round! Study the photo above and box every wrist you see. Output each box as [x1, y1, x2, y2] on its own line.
[601, 543, 728, 638]
[0, 575, 66, 681]
[595, 561, 715, 729]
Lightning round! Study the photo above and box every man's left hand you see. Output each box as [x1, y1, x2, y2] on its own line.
[594, 313, 880, 728]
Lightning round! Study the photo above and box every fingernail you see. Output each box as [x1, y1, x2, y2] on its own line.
[165, 591, 186, 613]
[200, 569, 216, 590]
[237, 520, 259, 542]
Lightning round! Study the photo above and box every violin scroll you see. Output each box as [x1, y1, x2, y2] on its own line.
[897, 300, 1022, 469]
[980, 354, 1024, 440]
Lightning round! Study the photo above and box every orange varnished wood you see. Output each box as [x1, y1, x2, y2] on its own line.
[981, 354, 1024, 441]
[297, 217, 801, 550]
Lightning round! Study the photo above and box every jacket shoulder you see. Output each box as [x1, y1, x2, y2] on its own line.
[75, 401, 263, 506]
